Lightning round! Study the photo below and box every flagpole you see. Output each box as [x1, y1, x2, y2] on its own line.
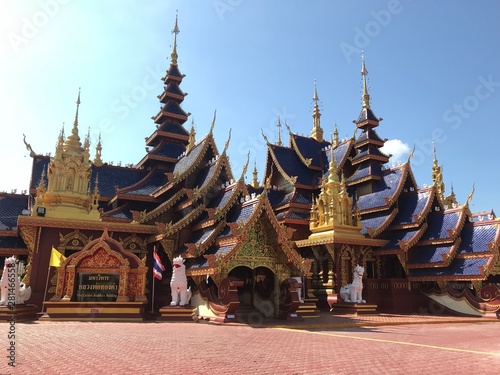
[41, 265, 51, 314]
[151, 265, 155, 315]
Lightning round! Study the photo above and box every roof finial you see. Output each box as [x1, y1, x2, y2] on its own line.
[276, 114, 283, 146]
[171, 11, 180, 65]
[186, 118, 196, 153]
[209, 110, 216, 135]
[64, 88, 83, 151]
[333, 122, 339, 147]
[431, 143, 445, 201]
[361, 52, 370, 109]
[93, 133, 103, 166]
[310, 80, 324, 141]
[328, 147, 339, 184]
[251, 160, 259, 188]
[222, 128, 231, 155]
[466, 183, 475, 207]
[239, 151, 250, 181]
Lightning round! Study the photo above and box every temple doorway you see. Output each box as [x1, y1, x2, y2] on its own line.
[228, 266, 275, 317]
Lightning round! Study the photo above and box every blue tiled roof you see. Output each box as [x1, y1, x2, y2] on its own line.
[409, 245, 452, 265]
[163, 101, 188, 117]
[267, 190, 290, 207]
[31, 157, 49, 190]
[293, 135, 329, 168]
[154, 142, 185, 159]
[457, 223, 498, 255]
[287, 211, 309, 220]
[0, 195, 28, 230]
[420, 211, 461, 241]
[160, 122, 189, 137]
[90, 165, 147, 198]
[194, 163, 219, 189]
[409, 257, 489, 278]
[292, 191, 312, 205]
[351, 145, 389, 163]
[392, 191, 431, 226]
[323, 141, 352, 175]
[123, 169, 167, 196]
[207, 188, 235, 209]
[227, 203, 255, 223]
[166, 64, 183, 79]
[165, 82, 184, 97]
[172, 139, 206, 176]
[356, 107, 378, 124]
[271, 146, 319, 185]
[356, 129, 384, 145]
[381, 228, 420, 249]
[360, 211, 393, 235]
[356, 168, 404, 211]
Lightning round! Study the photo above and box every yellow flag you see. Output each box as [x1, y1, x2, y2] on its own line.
[49, 247, 66, 267]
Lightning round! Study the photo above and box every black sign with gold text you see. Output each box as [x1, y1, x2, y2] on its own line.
[76, 273, 120, 302]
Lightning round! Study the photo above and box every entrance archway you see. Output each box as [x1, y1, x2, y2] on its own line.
[228, 266, 275, 316]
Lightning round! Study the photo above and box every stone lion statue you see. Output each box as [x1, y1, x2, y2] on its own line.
[340, 264, 366, 303]
[0, 256, 31, 306]
[170, 256, 191, 306]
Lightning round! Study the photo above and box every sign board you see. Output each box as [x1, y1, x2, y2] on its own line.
[76, 273, 120, 302]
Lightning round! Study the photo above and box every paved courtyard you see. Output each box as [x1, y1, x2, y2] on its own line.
[2, 314, 500, 374]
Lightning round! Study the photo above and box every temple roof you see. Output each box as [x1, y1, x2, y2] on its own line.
[390, 188, 434, 228]
[0, 193, 28, 230]
[267, 144, 319, 186]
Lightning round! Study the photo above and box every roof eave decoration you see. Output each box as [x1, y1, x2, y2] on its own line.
[267, 145, 300, 186]
[366, 208, 399, 238]
[184, 220, 227, 258]
[289, 135, 314, 169]
[162, 204, 206, 238]
[224, 195, 312, 274]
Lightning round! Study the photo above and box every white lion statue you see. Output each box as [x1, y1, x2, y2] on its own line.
[0, 256, 31, 306]
[170, 256, 191, 306]
[340, 264, 366, 303]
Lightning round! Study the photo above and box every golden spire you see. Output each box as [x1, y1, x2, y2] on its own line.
[327, 147, 339, 184]
[170, 11, 180, 65]
[57, 124, 65, 148]
[431, 144, 445, 201]
[38, 167, 47, 190]
[333, 123, 339, 147]
[310, 80, 324, 141]
[84, 127, 91, 151]
[276, 114, 283, 146]
[251, 160, 259, 188]
[186, 118, 196, 153]
[64, 88, 83, 152]
[361, 53, 370, 109]
[93, 133, 103, 166]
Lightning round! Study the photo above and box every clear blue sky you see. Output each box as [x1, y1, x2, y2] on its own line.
[1, 1, 499, 214]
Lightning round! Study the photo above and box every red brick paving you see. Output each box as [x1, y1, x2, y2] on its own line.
[1, 313, 499, 375]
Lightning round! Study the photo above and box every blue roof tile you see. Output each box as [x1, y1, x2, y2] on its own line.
[271, 146, 319, 185]
[409, 257, 489, 278]
[392, 191, 431, 226]
[381, 228, 420, 249]
[420, 211, 461, 241]
[356, 168, 404, 211]
[409, 245, 452, 265]
[0, 195, 28, 230]
[90, 165, 148, 198]
[360, 211, 392, 235]
[293, 135, 329, 168]
[457, 223, 497, 255]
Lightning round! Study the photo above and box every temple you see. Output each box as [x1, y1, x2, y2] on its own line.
[1, 15, 499, 321]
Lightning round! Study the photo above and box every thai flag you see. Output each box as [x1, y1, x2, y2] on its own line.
[153, 248, 165, 280]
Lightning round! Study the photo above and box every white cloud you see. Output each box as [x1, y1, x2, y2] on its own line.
[380, 139, 410, 163]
